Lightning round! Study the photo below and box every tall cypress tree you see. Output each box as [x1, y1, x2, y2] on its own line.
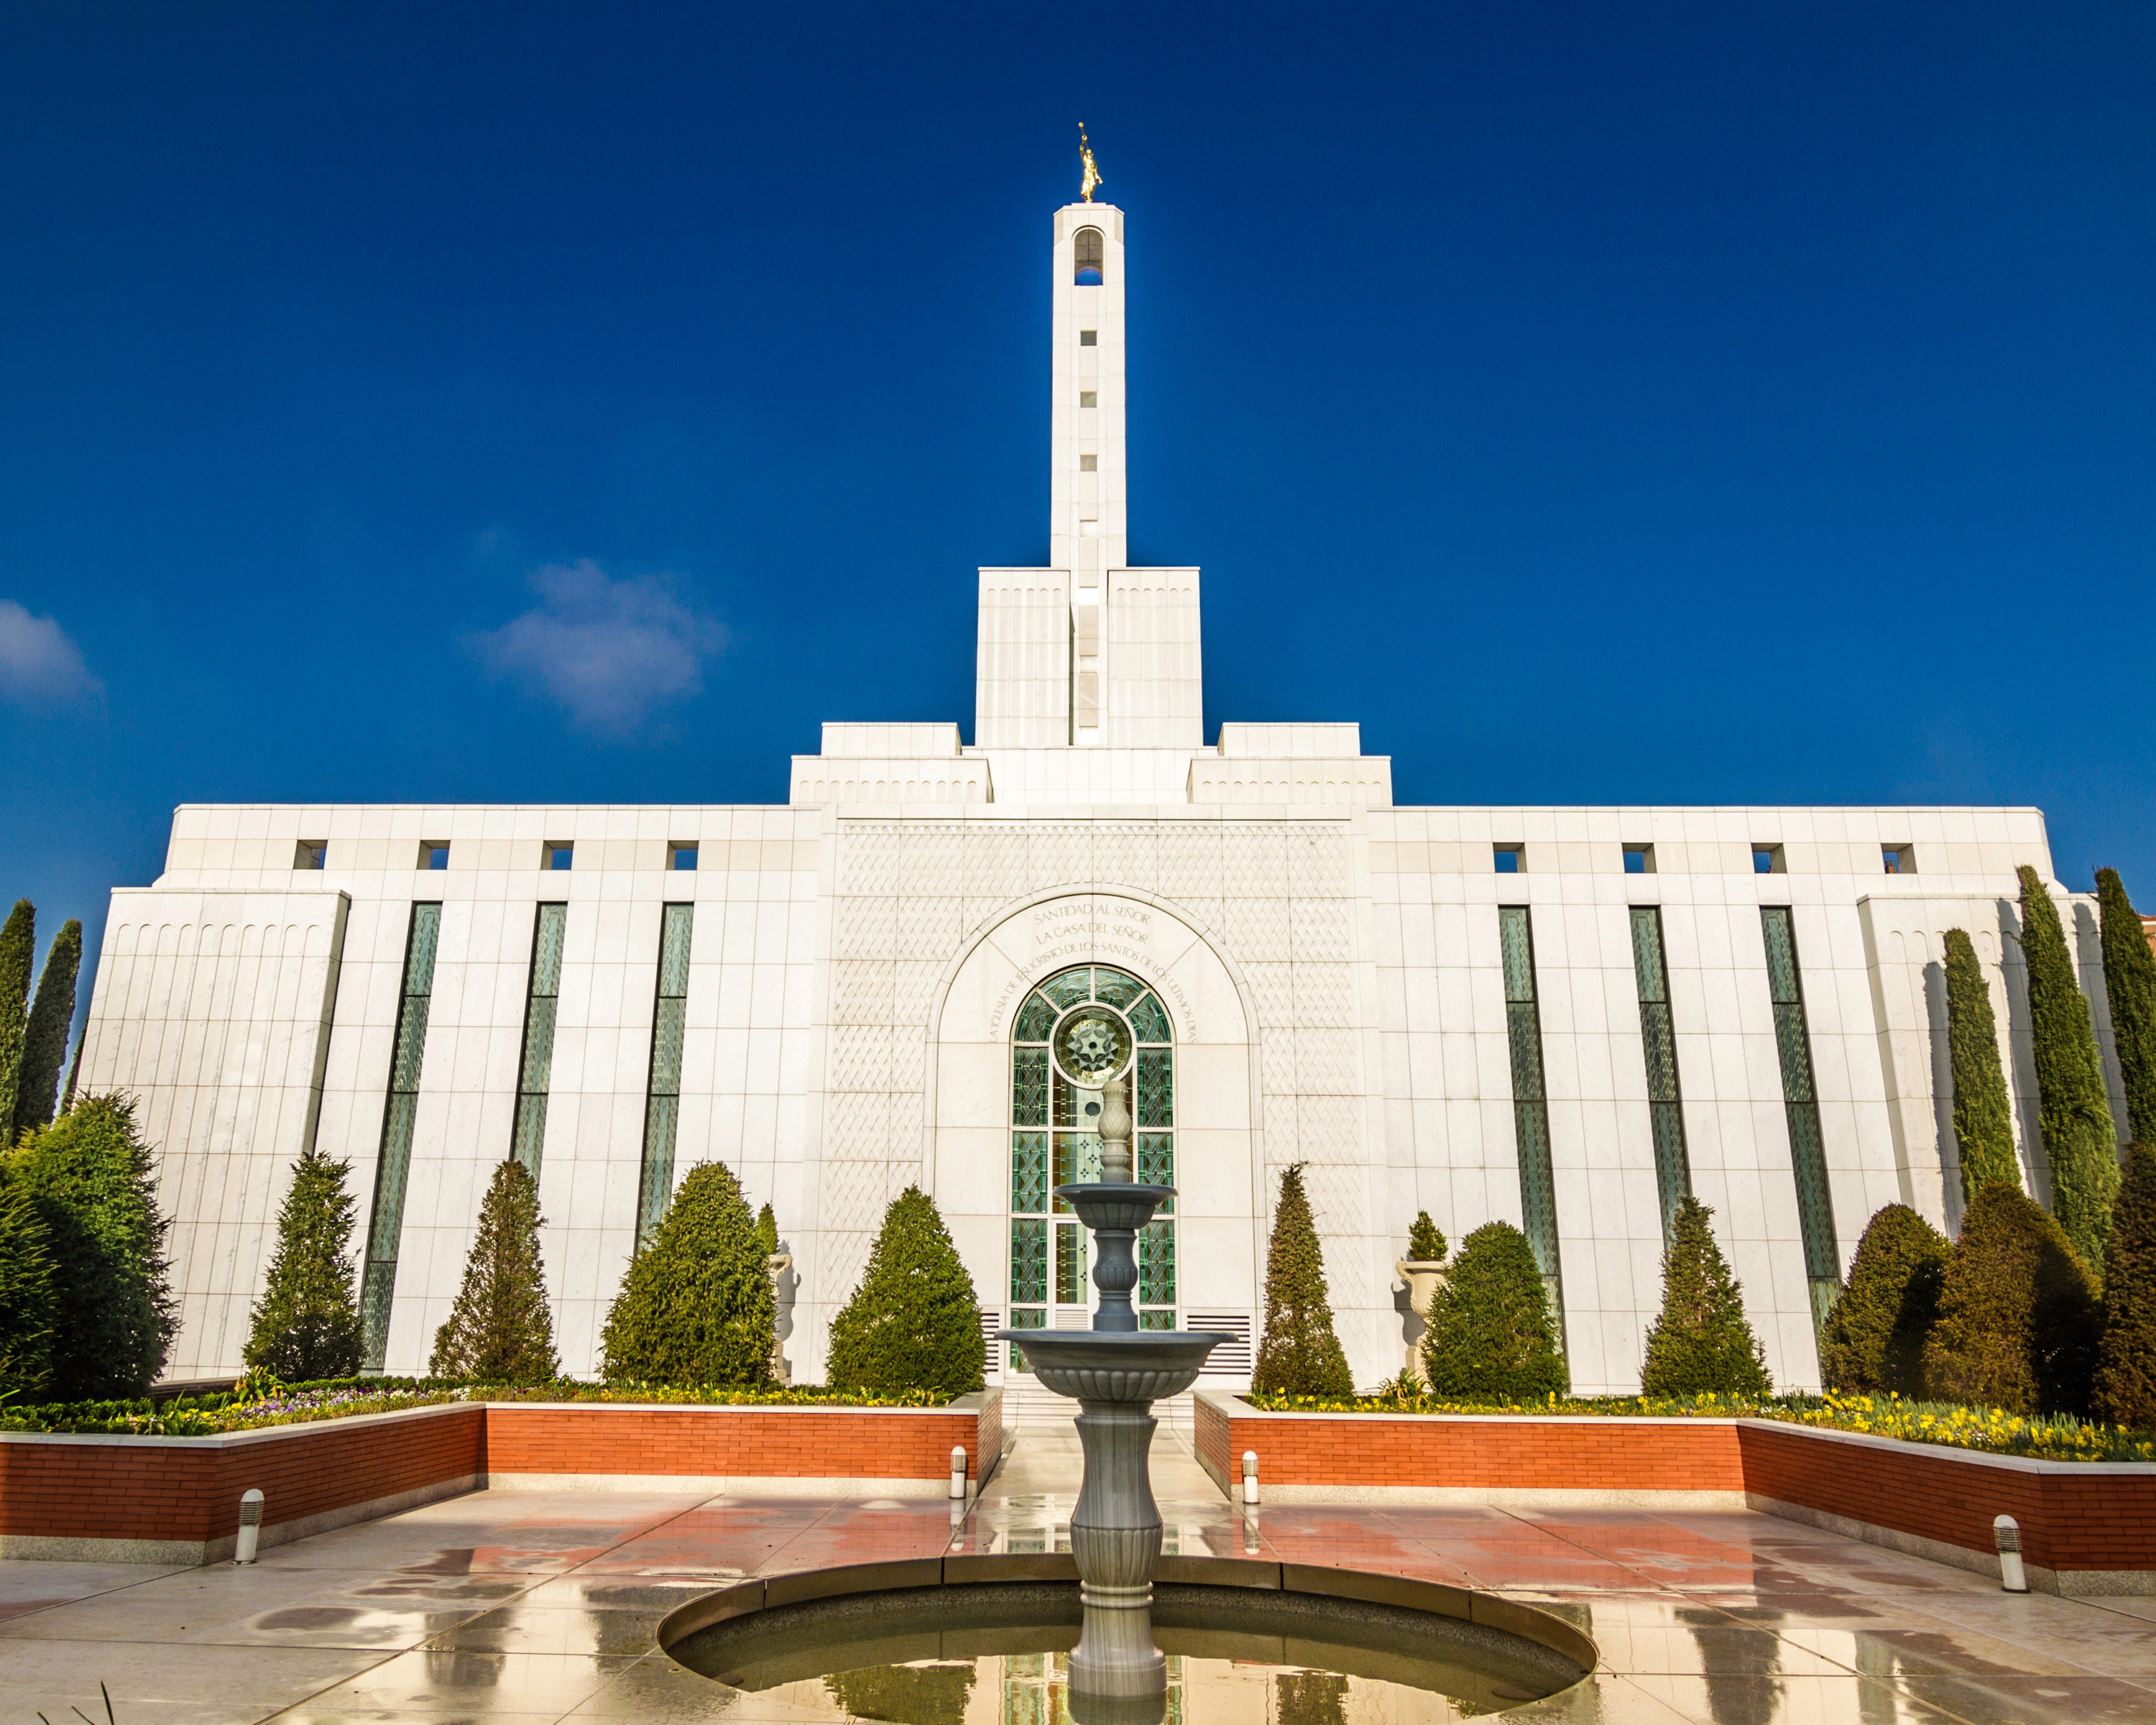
[2017, 866, 2120, 1271]
[826, 1185, 985, 1396]
[2093, 1141, 2156, 1430]
[1943, 929, 2019, 1201]
[2096, 870, 2156, 1148]
[10, 1093, 176, 1399]
[1252, 1163, 1354, 1397]
[244, 1144, 364, 1381]
[602, 1162, 773, 1386]
[0, 1170, 57, 1403]
[1639, 1197, 1772, 1398]
[14, 920, 81, 1139]
[0, 901, 34, 1146]
[428, 1159, 558, 1383]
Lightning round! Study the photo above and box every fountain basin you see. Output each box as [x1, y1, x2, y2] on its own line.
[995, 1329, 1221, 1404]
[659, 1558, 1595, 1724]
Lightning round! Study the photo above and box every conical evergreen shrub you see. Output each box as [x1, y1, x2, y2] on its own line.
[1818, 1204, 1950, 1396]
[1943, 929, 2019, 1202]
[827, 1185, 985, 1396]
[0, 1171, 57, 1402]
[0, 901, 34, 1146]
[12, 920, 79, 1140]
[1422, 1220, 1567, 1398]
[1922, 1182, 2098, 1415]
[9, 1093, 176, 1399]
[428, 1159, 558, 1383]
[602, 1162, 773, 1386]
[2097, 871, 2156, 1149]
[1252, 1163, 1354, 1397]
[1406, 1210, 1447, 1263]
[2018, 866, 2120, 1272]
[2093, 1142, 2156, 1429]
[1639, 1197, 1772, 1398]
[756, 1201, 778, 1259]
[244, 1145, 364, 1381]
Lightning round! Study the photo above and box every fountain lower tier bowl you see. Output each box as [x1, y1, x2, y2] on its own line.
[994, 1329, 1222, 1403]
[663, 1568, 1594, 1725]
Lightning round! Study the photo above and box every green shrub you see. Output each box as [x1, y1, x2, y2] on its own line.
[1943, 929, 2020, 1201]
[13, 919, 80, 1138]
[244, 1145, 364, 1381]
[756, 1201, 779, 1259]
[1406, 1210, 1447, 1263]
[9, 1093, 176, 1399]
[1922, 1182, 2099, 1415]
[1819, 1204, 1950, 1396]
[2097, 871, 2156, 1148]
[428, 1159, 558, 1383]
[602, 1162, 773, 1386]
[2093, 1141, 2156, 1429]
[0, 901, 32, 1144]
[2018, 865, 2120, 1272]
[827, 1185, 985, 1396]
[1422, 1220, 1566, 1399]
[0, 1170, 57, 1402]
[1252, 1164, 1354, 1398]
[1639, 1197, 1772, 1398]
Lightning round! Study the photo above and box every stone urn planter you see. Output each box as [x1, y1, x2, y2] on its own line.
[1394, 1259, 1447, 1385]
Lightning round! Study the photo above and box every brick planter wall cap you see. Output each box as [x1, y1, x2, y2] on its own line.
[1208, 1393, 1740, 1429]
[0, 1397, 480, 1452]
[1735, 1417, 2156, 1478]
[474, 1392, 990, 1416]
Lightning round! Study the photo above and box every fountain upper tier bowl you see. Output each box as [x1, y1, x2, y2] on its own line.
[996, 1329, 1222, 1403]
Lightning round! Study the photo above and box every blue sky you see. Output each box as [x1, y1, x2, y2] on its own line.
[4, 3, 2154, 1036]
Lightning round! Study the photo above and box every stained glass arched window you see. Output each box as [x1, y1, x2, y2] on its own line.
[1009, 965, 1174, 1361]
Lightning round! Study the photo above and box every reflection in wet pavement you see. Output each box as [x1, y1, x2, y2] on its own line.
[0, 1428, 2149, 1722]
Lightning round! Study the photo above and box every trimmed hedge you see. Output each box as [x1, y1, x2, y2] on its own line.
[602, 1162, 774, 1387]
[1252, 1164, 1353, 1398]
[1422, 1220, 1566, 1399]
[1820, 1204, 1950, 1397]
[1923, 1182, 2099, 1416]
[1640, 1197, 1772, 1398]
[827, 1185, 985, 1397]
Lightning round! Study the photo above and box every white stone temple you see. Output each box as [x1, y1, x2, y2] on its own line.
[75, 194, 2134, 1402]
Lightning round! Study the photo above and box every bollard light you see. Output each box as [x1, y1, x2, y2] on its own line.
[234, 1488, 265, 1565]
[1994, 1514, 2028, 1593]
[950, 1445, 969, 1500]
[1242, 1450, 1259, 1506]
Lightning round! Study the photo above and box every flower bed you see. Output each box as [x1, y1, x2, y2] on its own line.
[0, 1376, 958, 1438]
[1243, 1388, 2156, 1465]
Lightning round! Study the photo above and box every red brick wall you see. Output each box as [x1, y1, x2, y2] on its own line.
[1199, 1396, 2156, 1576]
[1202, 1398, 1745, 1494]
[0, 1404, 484, 1547]
[486, 1404, 985, 1481]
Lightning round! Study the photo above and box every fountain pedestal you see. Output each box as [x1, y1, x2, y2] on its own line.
[998, 1078, 1221, 1704]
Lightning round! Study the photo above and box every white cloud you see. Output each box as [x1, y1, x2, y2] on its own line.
[469, 559, 728, 736]
[0, 601, 102, 704]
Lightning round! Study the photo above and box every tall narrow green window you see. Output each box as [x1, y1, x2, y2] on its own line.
[1008, 965, 1175, 1365]
[510, 903, 566, 1175]
[1761, 906, 1842, 1335]
[635, 903, 694, 1248]
[359, 901, 441, 1370]
[1498, 906, 1564, 1347]
[1628, 904, 1691, 1237]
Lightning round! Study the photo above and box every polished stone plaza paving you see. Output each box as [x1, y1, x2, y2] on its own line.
[3, 1427, 2154, 1723]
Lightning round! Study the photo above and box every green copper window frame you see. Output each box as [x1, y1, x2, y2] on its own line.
[359, 901, 442, 1371]
[1628, 904, 1692, 1238]
[510, 903, 567, 1176]
[1498, 906, 1565, 1352]
[635, 903, 696, 1250]
[1761, 905, 1843, 1335]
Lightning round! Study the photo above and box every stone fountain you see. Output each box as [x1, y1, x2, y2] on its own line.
[998, 1069, 1220, 1708]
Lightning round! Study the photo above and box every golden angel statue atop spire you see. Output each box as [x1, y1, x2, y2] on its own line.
[1079, 123, 1102, 203]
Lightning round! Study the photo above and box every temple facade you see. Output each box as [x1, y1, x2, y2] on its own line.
[75, 198, 2133, 1399]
